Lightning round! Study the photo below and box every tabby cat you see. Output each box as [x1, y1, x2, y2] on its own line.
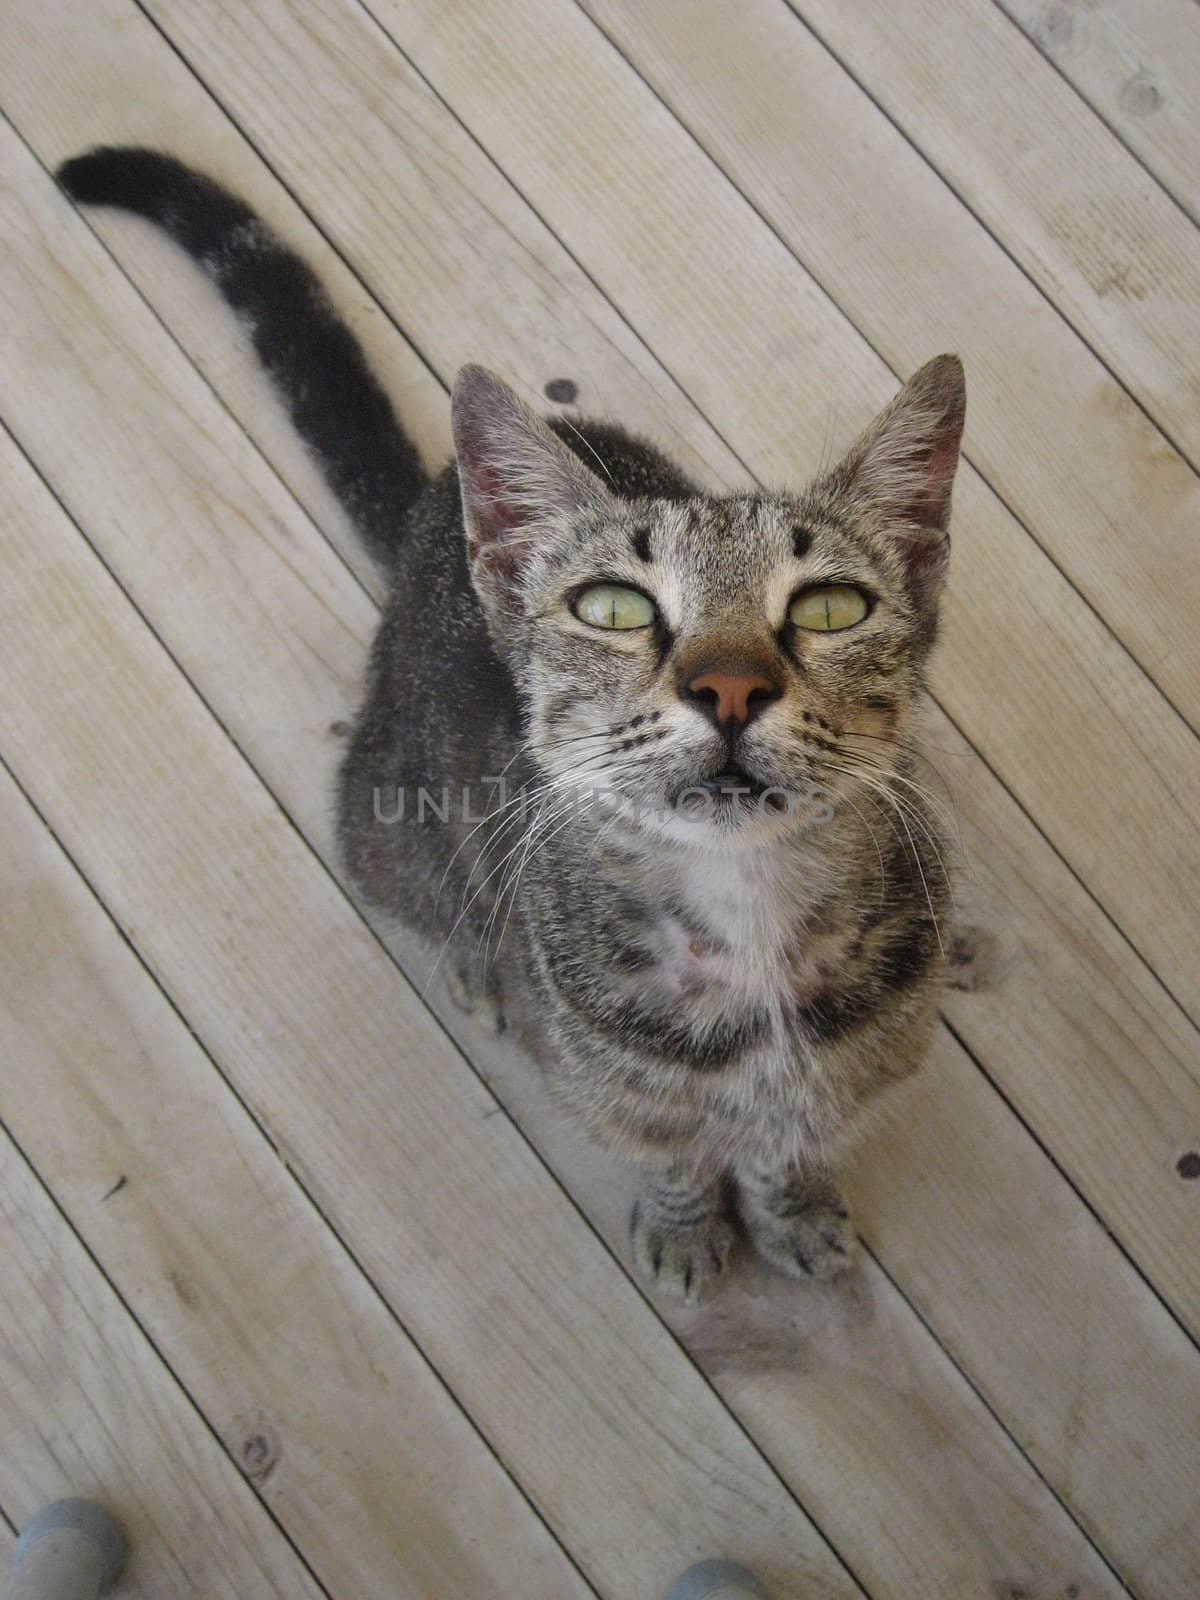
[60, 147, 965, 1301]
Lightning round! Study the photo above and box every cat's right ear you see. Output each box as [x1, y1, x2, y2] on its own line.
[451, 365, 614, 619]
[827, 354, 965, 611]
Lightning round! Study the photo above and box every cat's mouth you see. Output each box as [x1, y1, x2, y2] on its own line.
[699, 763, 765, 800]
[663, 761, 793, 826]
[694, 764, 789, 814]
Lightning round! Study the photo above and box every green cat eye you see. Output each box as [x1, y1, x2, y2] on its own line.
[789, 584, 869, 633]
[573, 583, 657, 631]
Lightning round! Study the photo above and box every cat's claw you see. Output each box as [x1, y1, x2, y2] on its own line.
[630, 1199, 736, 1303]
[744, 1194, 856, 1284]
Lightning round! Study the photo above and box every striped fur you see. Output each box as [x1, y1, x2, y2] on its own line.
[60, 149, 965, 1301]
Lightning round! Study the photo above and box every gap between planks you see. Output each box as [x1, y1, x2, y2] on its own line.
[0, 753, 600, 1600]
[0, 1117, 330, 1600]
[0, 84, 1196, 1600]
[0, 409, 864, 1600]
[305, 0, 1200, 1024]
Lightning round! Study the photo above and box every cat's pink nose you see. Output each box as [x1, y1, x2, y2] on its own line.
[685, 670, 779, 728]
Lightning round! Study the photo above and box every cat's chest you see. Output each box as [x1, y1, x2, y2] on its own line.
[642, 916, 848, 1009]
[641, 916, 759, 1001]
[635, 856, 848, 1012]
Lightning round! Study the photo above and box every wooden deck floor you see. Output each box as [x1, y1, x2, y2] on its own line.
[2, 1, 1198, 1595]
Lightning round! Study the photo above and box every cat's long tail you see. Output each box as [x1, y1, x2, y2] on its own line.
[57, 146, 429, 570]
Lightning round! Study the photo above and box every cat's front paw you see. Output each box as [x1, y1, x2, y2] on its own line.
[629, 1197, 736, 1303]
[743, 1191, 855, 1283]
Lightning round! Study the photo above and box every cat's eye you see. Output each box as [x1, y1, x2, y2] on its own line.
[789, 584, 869, 633]
[573, 583, 657, 630]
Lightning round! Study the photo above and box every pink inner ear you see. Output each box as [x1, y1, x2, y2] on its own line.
[467, 462, 522, 545]
[888, 436, 957, 596]
[900, 438, 959, 532]
[463, 459, 529, 594]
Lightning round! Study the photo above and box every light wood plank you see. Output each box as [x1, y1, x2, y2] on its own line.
[851, 1030, 1200, 1599]
[155, 0, 1200, 1028]
[0, 767, 595, 1600]
[463, 979, 1200, 1600]
[791, 0, 1200, 462]
[4, 10, 451, 606]
[0, 80, 1195, 1600]
[6, 0, 743, 502]
[0, 1127, 327, 1600]
[998, 0, 1200, 224]
[172, 0, 1200, 1253]
[0, 106, 1127, 1600]
[580, 0, 1200, 726]
[0, 411, 860, 1600]
[7, 0, 1195, 1340]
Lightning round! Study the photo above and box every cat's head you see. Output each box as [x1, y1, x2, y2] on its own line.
[451, 359, 964, 849]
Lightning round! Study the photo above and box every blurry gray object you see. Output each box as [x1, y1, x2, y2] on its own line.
[9, 1502, 778, 1599]
[9, 1502, 126, 1600]
[666, 1559, 769, 1600]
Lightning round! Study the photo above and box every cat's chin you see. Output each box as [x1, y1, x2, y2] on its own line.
[633, 784, 815, 852]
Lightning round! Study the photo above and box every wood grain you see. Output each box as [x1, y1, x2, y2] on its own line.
[999, 0, 1200, 224]
[0, 405, 861, 1600]
[792, 0, 1200, 461]
[0, 1130, 328, 1600]
[0, 91, 1196, 1599]
[0, 765, 595, 1600]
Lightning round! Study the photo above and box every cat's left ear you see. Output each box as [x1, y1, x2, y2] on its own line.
[831, 355, 965, 607]
[451, 365, 616, 619]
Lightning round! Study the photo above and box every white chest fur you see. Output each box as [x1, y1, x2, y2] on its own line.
[642, 842, 849, 1014]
